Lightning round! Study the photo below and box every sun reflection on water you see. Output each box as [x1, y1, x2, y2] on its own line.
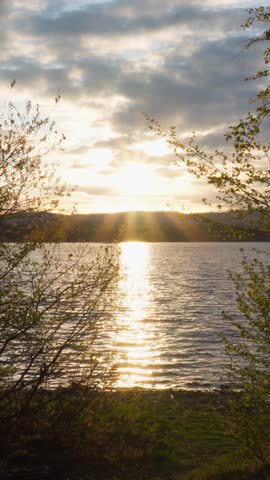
[114, 242, 160, 388]
[120, 242, 149, 321]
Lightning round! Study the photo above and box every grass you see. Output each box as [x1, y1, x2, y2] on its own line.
[0, 388, 269, 479]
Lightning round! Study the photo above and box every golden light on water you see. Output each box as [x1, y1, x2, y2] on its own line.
[120, 242, 149, 321]
[114, 242, 160, 388]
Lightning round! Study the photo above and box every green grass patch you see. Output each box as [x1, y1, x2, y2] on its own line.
[0, 388, 269, 479]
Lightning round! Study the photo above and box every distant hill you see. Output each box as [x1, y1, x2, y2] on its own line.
[0, 211, 269, 242]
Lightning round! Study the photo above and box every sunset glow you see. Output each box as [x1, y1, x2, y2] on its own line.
[116, 164, 160, 196]
[0, 0, 261, 214]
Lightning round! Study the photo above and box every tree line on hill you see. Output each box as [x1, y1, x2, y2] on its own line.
[0, 210, 269, 242]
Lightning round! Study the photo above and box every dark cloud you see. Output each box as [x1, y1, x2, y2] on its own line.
[111, 36, 262, 136]
[0, 0, 14, 60]
[21, 1, 244, 39]
[1, 2, 259, 134]
[0, 0, 11, 16]
[0, 54, 124, 99]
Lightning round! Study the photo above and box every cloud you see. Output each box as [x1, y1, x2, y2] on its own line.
[111, 35, 263, 136]
[0, 0, 265, 212]
[21, 1, 241, 38]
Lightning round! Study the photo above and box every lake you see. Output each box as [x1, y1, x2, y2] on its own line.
[101, 242, 270, 390]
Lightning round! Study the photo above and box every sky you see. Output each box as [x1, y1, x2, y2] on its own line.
[0, 0, 268, 213]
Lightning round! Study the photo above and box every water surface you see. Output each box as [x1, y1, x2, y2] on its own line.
[106, 242, 269, 390]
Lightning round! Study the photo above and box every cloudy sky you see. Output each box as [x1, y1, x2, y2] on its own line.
[0, 0, 267, 213]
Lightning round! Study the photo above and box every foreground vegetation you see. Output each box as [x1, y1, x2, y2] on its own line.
[0, 387, 269, 480]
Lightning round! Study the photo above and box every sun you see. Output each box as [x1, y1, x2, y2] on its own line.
[116, 163, 160, 196]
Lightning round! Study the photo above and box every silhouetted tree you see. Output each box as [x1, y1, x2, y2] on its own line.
[0, 87, 119, 419]
[147, 6, 270, 460]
